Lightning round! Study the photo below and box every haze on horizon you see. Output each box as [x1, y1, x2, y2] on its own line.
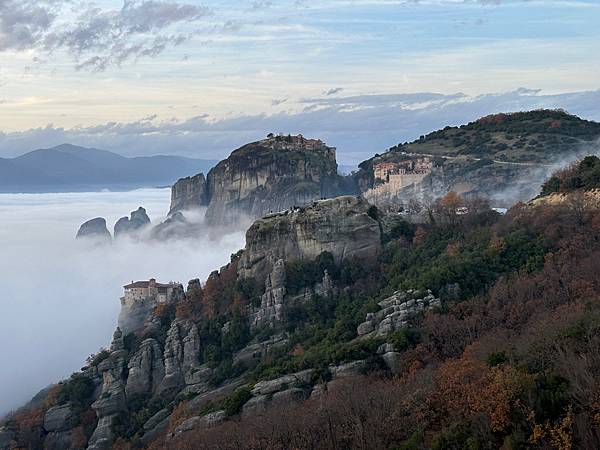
[1, 0, 600, 163]
[0, 189, 245, 414]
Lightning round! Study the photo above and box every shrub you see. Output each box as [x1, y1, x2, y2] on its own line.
[222, 387, 253, 416]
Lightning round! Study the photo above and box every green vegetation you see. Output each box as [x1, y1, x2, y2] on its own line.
[381, 110, 600, 164]
[222, 387, 253, 416]
[540, 155, 600, 195]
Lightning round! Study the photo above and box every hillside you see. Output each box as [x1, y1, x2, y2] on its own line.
[389, 109, 600, 163]
[356, 110, 600, 207]
[0, 144, 217, 193]
[5, 158, 600, 449]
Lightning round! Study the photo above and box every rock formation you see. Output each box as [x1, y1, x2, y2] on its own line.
[237, 196, 382, 284]
[114, 206, 151, 238]
[356, 289, 441, 338]
[150, 212, 196, 240]
[125, 338, 165, 397]
[169, 173, 208, 215]
[167, 135, 357, 226]
[76, 217, 111, 241]
[88, 328, 128, 450]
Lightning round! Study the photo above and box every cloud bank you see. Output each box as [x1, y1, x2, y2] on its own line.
[0, 188, 244, 414]
[1, 88, 600, 164]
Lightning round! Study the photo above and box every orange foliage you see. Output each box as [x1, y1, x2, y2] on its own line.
[202, 273, 220, 319]
[169, 401, 190, 433]
[529, 405, 574, 450]
[436, 347, 523, 432]
[175, 300, 193, 319]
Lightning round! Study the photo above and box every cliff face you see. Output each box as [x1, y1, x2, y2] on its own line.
[169, 173, 208, 215]
[237, 195, 381, 284]
[168, 135, 357, 225]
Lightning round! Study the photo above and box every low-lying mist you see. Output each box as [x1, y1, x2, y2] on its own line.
[0, 189, 245, 415]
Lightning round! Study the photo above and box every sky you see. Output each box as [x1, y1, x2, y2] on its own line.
[1, 0, 600, 163]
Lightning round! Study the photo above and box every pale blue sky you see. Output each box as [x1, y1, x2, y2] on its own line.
[0, 0, 599, 161]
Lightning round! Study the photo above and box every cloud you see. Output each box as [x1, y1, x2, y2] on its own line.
[0, 0, 212, 71]
[323, 87, 344, 96]
[0, 0, 56, 51]
[271, 97, 288, 106]
[0, 190, 245, 415]
[247, 1, 273, 11]
[1, 88, 600, 165]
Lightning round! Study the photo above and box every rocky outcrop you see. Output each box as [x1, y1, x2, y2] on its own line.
[167, 135, 355, 226]
[205, 135, 349, 225]
[125, 338, 165, 397]
[114, 206, 151, 238]
[238, 196, 382, 284]
[76, 217, 111, 241]
[233, 334, 288, 366]
[88, 329, 129, 450]
[169, 173, 208, 215]
[357, 289, 441, 338]
[171, 411, 226, 438]
[158, 319, 203, 395]
[250, 259, 287, 328]
[242, 369, 315, 417]
[150, 212, 198, 240]
[43, 404, 75, 432]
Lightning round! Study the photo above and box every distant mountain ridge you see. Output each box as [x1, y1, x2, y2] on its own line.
[0, 144, 218, 193]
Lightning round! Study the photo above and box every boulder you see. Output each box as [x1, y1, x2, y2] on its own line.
[76, 217, 111, 241]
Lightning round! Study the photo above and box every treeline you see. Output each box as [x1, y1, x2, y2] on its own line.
[161, 195, 600, 449]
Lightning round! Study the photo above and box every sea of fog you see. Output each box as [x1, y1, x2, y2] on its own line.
[0, 189, 245, 415]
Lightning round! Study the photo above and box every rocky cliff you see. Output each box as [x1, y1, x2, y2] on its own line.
[237, 196, 381, 284]
[169, 173, 208, 215]
[168, 135, 357, 225]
